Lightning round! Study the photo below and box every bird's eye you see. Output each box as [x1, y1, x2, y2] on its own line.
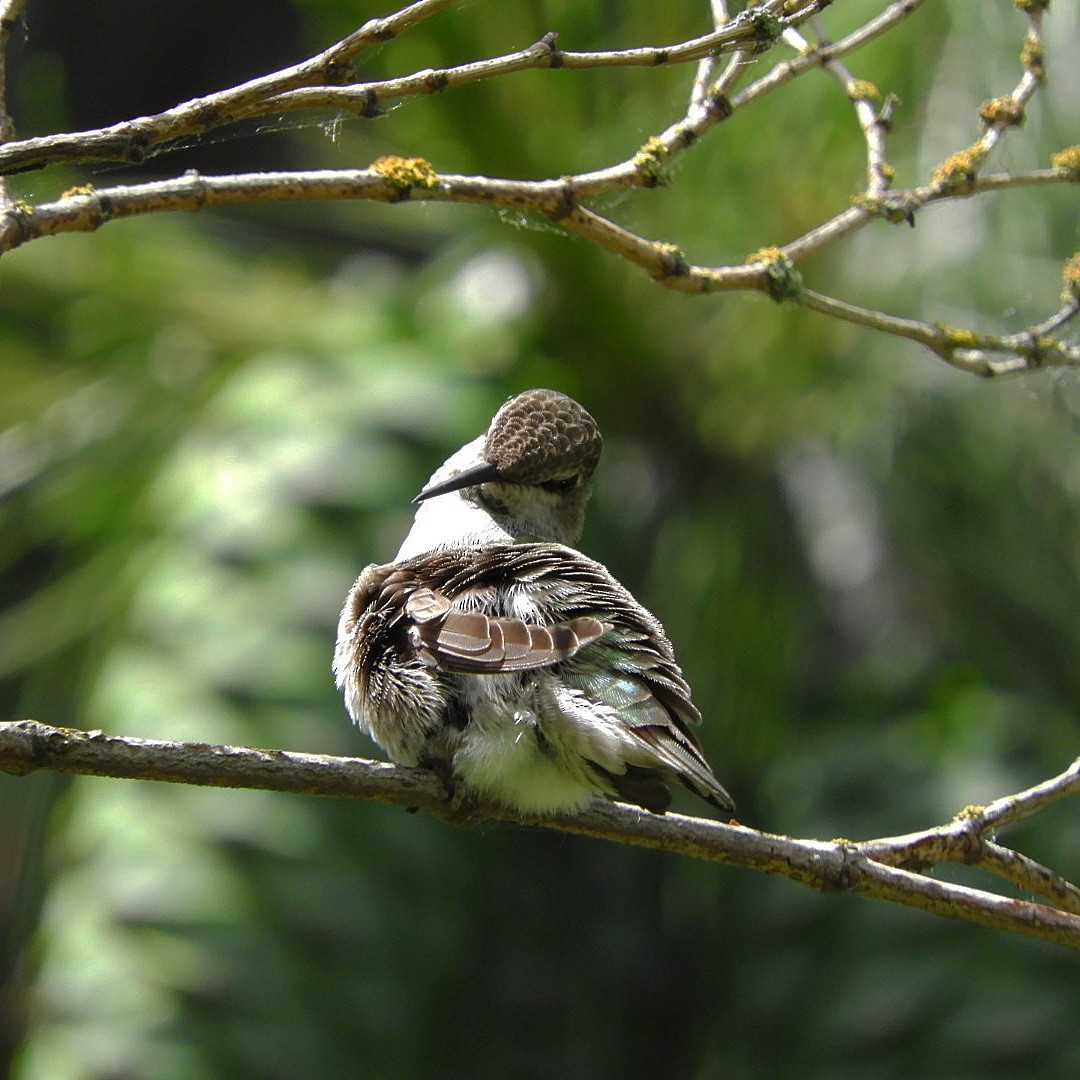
[541, 476, 579, 494]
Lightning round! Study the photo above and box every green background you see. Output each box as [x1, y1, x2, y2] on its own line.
[2, 2, 1078, 1077]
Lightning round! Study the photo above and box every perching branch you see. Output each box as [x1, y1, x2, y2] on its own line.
[2, 720, 1077, 950]
[0, 0, 1075, 375]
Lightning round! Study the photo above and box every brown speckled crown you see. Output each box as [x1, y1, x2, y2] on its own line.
[483, 389, 603, 484]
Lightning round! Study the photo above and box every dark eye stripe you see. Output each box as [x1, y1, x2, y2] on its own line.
[541, 476, 579, 494]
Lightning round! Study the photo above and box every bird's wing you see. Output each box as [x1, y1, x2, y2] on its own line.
[405, 587, 611, 673]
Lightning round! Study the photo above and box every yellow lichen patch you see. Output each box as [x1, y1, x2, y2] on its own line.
[1020, 34, 1045, 79]
[748, 245, 784, 265]
[1062, 252, 1080, 302]
[978, 96, 1024, 128]
[369, 156, 437, 191]
[846, 79, 880, 103]
[931, 144, 987, 192]
[1051, 146, 1080, 179]
[747, 246, 803, 301]
[934, 324, 981, 350]
[61, 184, 96, 199]
[632, 136, 671, 187]
[852, 190, 917, 224]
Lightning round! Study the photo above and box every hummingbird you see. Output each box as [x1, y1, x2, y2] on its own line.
[333, 388, 734, 816]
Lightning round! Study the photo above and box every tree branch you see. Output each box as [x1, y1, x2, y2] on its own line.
[0, 0, 816, 177]
[2, 720, 1077, 950]
[0, 0, 461, 175]
[0, 0, 1073, 374]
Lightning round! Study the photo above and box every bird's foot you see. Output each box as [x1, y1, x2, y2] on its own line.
[419, 755, 480, 825]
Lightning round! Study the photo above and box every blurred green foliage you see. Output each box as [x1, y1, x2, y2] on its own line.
[2, 1, 1078, 1078]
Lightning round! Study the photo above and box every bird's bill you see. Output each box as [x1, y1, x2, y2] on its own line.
[412, 460, 501, 504]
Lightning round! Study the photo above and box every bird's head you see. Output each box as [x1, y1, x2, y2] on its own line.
[412, 388, 603, 546]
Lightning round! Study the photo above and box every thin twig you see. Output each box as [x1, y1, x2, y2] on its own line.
[975, 842, 1080, 915]
[980, 756, 1080, 830]
[798, 287, 1080, 376]
[0, 0, 458, 175]
[689, 0, 736, 114]
[729, 0, 927, 116]
[0, 0, 823, 177]
[781, 17, 895, 195]
[857, 756, 1080, 911]
[0, 0, 26, 207]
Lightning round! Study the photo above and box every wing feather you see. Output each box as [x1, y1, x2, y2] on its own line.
[406, 585, 610, 673]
